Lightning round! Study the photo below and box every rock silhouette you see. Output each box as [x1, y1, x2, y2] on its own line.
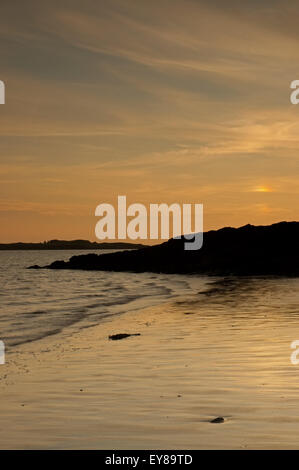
[28, 222, 299, 276]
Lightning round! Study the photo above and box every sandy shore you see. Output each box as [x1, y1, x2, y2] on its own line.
[0, 286, 299, 449]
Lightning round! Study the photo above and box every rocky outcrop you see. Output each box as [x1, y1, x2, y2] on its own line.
[28, 222, 299, 276]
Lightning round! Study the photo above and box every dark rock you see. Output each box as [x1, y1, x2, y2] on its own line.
[28, 222, 299, 276]
[108, 333, 141, 341]
[210, 417, 225, 423]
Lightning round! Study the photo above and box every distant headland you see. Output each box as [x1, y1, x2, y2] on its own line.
[0, 240, 147, 251]
[28, 222, 299, 276]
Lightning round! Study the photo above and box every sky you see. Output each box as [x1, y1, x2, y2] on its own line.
[1, 0, 299, 242]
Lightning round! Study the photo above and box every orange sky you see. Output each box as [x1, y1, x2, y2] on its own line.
[1, 0, 299, 242]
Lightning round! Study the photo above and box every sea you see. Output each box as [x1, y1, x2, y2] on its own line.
[1, 250, 299, 448]
[0, 250, 207, 348]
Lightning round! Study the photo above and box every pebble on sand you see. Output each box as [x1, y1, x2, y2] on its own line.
[109, 333, 141, 341]
[210, 417, 225, 424]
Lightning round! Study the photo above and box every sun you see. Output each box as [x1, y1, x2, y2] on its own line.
[252, 186, 272, 193]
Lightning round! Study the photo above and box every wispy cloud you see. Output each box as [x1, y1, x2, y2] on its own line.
[1, 0, 299, 240]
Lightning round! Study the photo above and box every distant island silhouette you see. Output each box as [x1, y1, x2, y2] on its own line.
[1, 240, 147, 251]
[28, 222, 299, 276]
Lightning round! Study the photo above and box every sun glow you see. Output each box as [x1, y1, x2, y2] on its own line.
[252, 186, 272, 193]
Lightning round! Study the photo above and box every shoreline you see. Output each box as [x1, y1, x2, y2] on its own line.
[1, 277, 299, 449]
[0, 298, 190, 449]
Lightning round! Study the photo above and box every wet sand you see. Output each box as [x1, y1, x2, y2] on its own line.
[1, 281, 299, 449]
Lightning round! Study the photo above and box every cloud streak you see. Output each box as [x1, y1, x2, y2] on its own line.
[1, 0, 299, 240]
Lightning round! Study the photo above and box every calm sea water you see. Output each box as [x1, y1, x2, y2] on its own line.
[0, 250, 206, 348]
[1, 251, 299, 448]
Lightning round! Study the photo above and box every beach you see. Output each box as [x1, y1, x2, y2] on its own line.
[1, 267, 299, 449]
